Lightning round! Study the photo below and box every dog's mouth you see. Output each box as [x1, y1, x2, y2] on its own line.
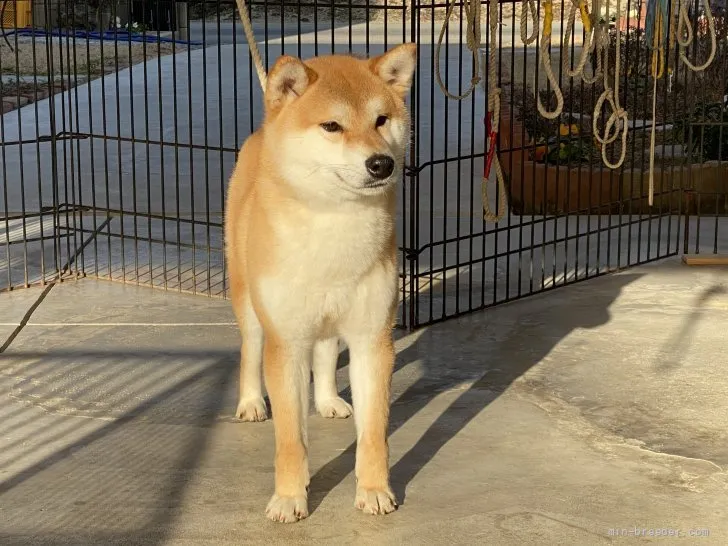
[333, 172, 393, 194]
[363, 180, 390, 189]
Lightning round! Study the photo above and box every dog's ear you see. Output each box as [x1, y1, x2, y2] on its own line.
[265, 55, 318, 113]
[368, 43, 417, 98]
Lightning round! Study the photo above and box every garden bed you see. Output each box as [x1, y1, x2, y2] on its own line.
[499, 106, 728, 216]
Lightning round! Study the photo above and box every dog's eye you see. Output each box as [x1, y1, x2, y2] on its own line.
[375, 115, 389, 128]
[320, 121, 342, 133]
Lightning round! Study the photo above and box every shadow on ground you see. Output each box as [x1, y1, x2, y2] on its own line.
[308, 271, 643, 512]
[0, 348, 237, 545]
[0, 271, 642, 542]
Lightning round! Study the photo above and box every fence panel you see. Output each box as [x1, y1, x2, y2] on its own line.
[1, 0, 726, 328]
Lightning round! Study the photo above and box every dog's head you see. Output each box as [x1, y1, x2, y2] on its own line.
[262, 44, 416, 203]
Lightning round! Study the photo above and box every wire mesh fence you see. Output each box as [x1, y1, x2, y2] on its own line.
[1, 0, 726, 329]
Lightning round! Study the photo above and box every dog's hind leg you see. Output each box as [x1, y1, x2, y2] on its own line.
[232, 282, 267, 422]
[313, 337, 353, 419]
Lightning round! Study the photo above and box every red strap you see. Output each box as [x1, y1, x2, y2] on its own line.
[484, 112, 498, 178]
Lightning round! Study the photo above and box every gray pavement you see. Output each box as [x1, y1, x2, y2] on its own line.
[1, 258, 727, 544]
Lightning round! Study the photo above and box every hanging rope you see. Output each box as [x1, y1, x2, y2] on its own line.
[434, 0, 506, 221]
[482, 0, 508, 222]
[645, 0, 670, 205]
[235, 0, 267, 90]
[520, 0, 540, 45]
[536, 0, 565, 118]
[582, 0, 605, 84]
[642, 0, 717, 206]
[677, 0, 717, 72]
[592, 0, 629, 170]
[435, 0, 483, 100]
[562, 0, 597, 81]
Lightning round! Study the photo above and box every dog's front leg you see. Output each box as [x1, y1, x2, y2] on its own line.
[263, 334, 311, 523]
[347, 329, 397, 515]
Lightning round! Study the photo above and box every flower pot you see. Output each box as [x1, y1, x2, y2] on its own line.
[497, 105, 728, 216]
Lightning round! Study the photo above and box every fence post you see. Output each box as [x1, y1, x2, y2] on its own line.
[176, 0, 188, 41]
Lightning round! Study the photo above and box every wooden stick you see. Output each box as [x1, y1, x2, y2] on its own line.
[682, 255, 728, 266]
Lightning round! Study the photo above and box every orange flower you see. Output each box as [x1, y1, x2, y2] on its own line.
[533, 145, 548, 161]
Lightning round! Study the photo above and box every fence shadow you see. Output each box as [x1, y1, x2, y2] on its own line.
[0, 348, 237, 545]
[309, 271, 643, 512]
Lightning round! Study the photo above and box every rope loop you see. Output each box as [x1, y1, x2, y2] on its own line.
[536, 0, 565, 119]
[435, 0, 483, 100]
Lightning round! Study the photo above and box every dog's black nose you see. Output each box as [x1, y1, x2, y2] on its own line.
[365, 154, 395, 180]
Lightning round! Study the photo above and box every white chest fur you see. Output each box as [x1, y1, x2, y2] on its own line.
[256, 201, 397, 338]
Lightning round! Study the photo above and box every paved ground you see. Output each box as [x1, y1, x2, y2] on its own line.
[0, 257, 726, 544]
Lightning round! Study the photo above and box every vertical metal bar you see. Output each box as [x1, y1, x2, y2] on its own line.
[11, 13, 29, 286]
[204, 0, 213, 295]
[47, 0, 61, 279]
[101, 3, 113, 280]
[297, 0, 303, 59]
[220, 0, 228, 297]
[69, 10, 83, 278]
[82, 0, 99, 279]
[498, 0, 508, 300]
[114, 1, 127, 282]
[468, 0, 481, 309]
[441, 0, 449, 318]
[314, 0, 320, 57]
[428, 0, 435, 323]
[125, 8, 140, 286]
[0, 33, 10, 289]
[188, 1, 197, 293]
[158, 1, 168, 290]
[59, 0, 72, 278]
[331, 0, 336, 55]
[408, 0, 418, 328]
[454, 0, 464, 315]
[173, 5, 183, 292]
[143, 0, 154, 286]
[30, 18, 47, 284]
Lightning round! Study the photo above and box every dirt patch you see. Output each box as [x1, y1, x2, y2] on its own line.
[0, 38, 186, 78]
[1, 79, 77, 115]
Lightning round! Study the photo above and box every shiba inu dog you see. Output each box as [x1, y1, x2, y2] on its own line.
[224, 43, 416, 523]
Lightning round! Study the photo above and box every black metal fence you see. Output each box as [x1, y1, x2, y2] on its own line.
[1, 0, 726, 329]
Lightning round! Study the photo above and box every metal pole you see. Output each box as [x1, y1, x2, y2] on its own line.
[176, 0, 188, 41]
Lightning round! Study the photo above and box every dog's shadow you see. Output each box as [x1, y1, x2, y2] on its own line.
[307, 271, 642, 512]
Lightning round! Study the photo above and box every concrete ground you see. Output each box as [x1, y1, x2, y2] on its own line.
[1, 257, 726, 544]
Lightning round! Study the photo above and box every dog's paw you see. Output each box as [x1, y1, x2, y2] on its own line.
[355, 486, 398, 515]
[265, 493, 309, 523]
[235, 397, 268, 422]
[316, 397, 353, 419]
